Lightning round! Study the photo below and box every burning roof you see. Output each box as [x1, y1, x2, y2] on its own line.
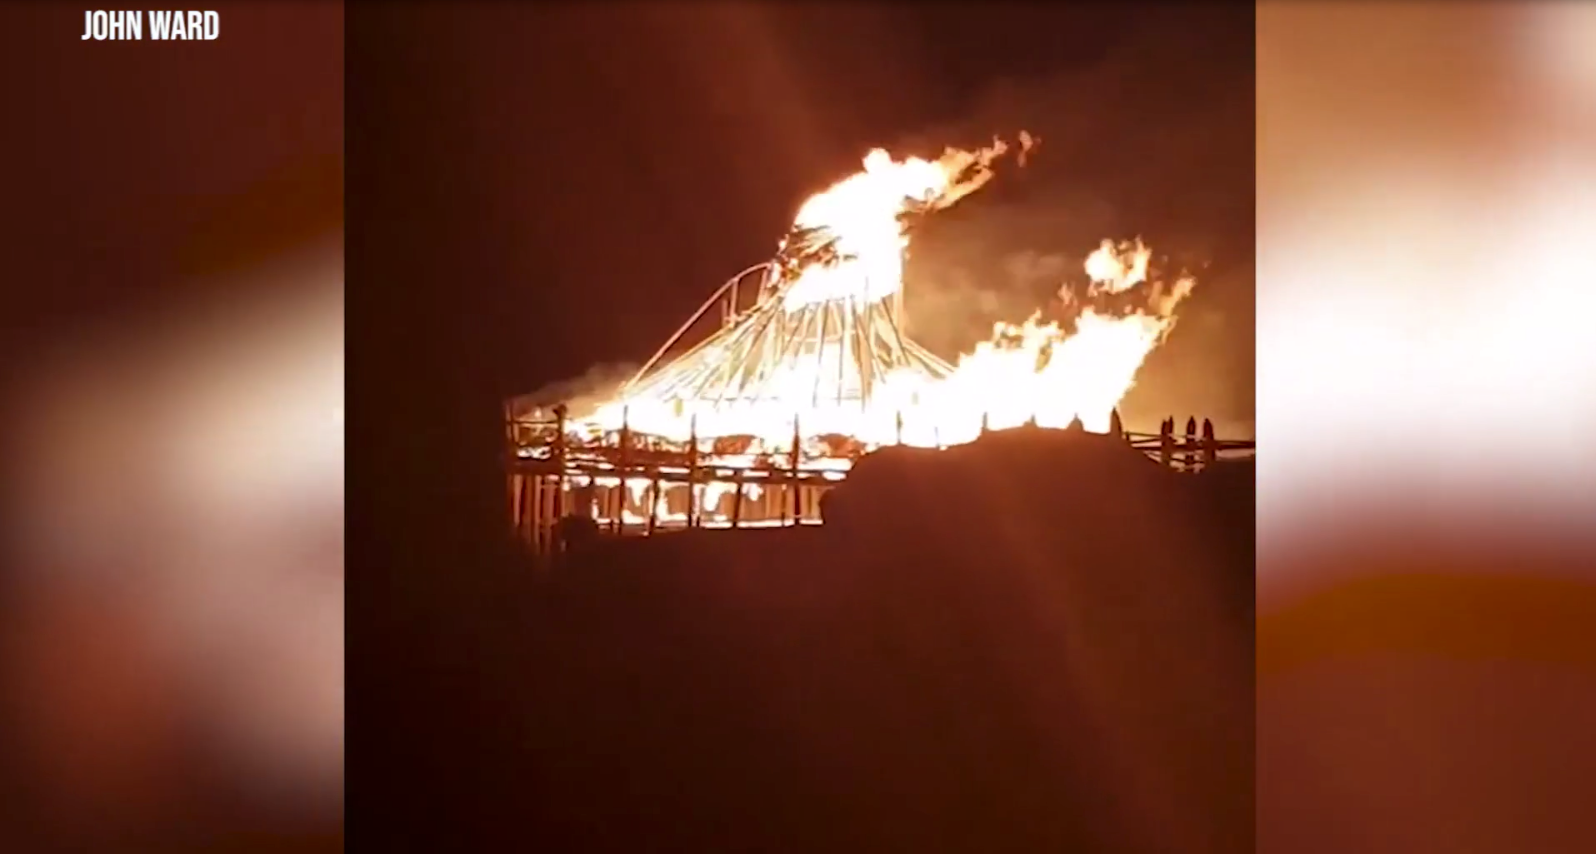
[559, 134, 1196, 464]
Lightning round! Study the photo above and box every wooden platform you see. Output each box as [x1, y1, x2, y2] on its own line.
[505, 410, 1254, 556]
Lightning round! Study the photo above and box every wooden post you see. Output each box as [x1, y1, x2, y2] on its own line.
[552, 403, 568, 523]
[512, 473, 526, 548]
[614, 407, 631, 535]
[1182, 416, 1197, 472]
[537, 477, 551, 556]
[687, 414, 700, 530]
[509, 472, 522, 538]
[895, 410, 904, 445]
[529, 478, 541, 550]
[646, 468, 660, 535]
[1159, 417, 1174, 469]
[541, 480, 549, 550]
[503, 401, 517, 537]
[1201, 418, 1217, 470]
[1109, 408, 1124, 441]
[981, 411, 990, 436]
[732, 468, 745, 529]
[788, 415, 802, 526]
[529, 475, 542, 555]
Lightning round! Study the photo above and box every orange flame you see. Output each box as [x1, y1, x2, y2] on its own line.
[577, 137, 1194, 459]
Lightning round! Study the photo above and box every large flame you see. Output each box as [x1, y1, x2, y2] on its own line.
[571, 136, 1195, 461]
[781, 141, 1013, 308]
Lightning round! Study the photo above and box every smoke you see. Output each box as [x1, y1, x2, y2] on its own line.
[903, 249, 1067, 353]
[512, 361, 640, 420]
[893, 7, 1252, 431]
[532, 10, 1251, 433]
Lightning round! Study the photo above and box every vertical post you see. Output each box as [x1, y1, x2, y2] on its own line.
[542, 477, 554, 556]
[1201, 418, 1217, 470]
[1159, 417, 1174, 469]
[546, 477, 558, 556]
[535, 476, 547, 556]
[835, 302, 848, 408]
[546, 477, 560, 557]
[1182, 416, 1197, 472]
[509, 472, 522, 538]
[520, 476, 533, 549]
[1109, 408, 1124, 441]
[687, 414, 700, 530]
[552, 403, 568, 522]
[614, 406, 631, 535]
[504, 402, 519, 539]
[812, 303, 832, 408]
[981, 410, 990, 436]
[646, 468, 660, 536]
[732, 468, 745, 529]
[853, 298, 870, 410]
[896, 410, 904, 445]
[530, 480, 540, 551]
[788, 415, 802, 526]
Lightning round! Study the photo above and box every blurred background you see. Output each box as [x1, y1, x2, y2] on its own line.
[1257, 3, 1596, 852]
[1, 3, 342, 850]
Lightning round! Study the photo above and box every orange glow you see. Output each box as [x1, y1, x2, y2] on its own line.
[569, 138, 1195, 461]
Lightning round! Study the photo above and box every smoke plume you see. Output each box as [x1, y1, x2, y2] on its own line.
[511, 361, 640, 420]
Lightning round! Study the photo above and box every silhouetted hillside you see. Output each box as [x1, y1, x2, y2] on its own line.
[487, 429, 1253, 852]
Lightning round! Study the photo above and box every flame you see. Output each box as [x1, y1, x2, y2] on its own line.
[902, 238, 1195, 443]
[780, 140, 1013, 308]
[567, 137, 1195, 462]
[1085, 238, 1152, 293]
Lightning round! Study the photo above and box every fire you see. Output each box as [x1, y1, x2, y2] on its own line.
[781, 141, 1014, 308]
[567, 137, 1195, 463]
[914, 238, 1196, 441]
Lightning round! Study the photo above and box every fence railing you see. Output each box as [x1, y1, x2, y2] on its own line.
[504, 404, 1253, 555]
[506, 405, 1251, 472]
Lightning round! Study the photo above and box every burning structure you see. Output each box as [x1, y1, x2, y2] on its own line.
[507, 134, 1248, 552]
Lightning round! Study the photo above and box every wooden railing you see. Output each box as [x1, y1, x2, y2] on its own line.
[504, 404, 1253, 555]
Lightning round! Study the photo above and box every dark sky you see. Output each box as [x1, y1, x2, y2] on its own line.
[350, 2, 1253, 424]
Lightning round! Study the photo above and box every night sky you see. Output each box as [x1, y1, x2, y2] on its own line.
[398, 4, 1252, 399]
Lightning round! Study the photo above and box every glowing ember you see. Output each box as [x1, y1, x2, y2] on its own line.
[565, 136, 1195, 463]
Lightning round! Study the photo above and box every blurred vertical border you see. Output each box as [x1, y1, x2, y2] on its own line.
[0, 3, 342, 850]
[1257, 3, 1596, 852]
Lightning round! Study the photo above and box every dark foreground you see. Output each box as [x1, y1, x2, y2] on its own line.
[394, 428, 1253, 853]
